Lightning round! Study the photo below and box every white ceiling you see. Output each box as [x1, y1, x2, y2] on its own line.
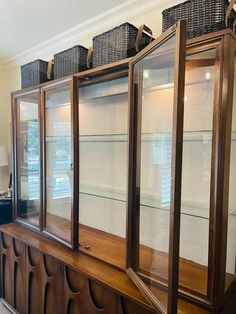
[0, 0, 127, 61]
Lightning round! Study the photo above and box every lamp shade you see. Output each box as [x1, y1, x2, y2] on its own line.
[0, 146, 8, 166]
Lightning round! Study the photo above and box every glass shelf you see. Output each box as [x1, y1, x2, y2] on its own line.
[45, 136, 71, 142]
[77, 184, 236, 220]
[80, 91, 128, 103]
[44, 131, 236, 143]
[79, 77, 128, 103]
[80, 134, 128, 143]
[80, 185, 126, 203]
[143, 78, 214, 93]
[46, 169, 71, 177]
[46, 103, 71, 109]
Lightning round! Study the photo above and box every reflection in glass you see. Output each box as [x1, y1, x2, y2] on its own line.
[45, 84, 72, 243]
[179, 49, 216, 295]
[17, 92, 40, 227]
[134, 35, 176, 309]
[79, 77, 128, 268]
[225, 58, 236, 289]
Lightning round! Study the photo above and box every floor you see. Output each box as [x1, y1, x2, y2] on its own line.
[0, 302, 10, 314]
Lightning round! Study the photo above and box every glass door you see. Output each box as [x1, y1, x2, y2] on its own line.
[41, 77, 78, 248]
[127, 21, 186, 313]
[13, 90, 41, 229]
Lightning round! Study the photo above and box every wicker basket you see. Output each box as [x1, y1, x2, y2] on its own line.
[162, 0, 236, 39]
[21, 59, 51, 89]
[92, 22, 153, 68]
[54, 45, 88, 79]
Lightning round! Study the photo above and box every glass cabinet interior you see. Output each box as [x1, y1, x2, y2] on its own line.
[15, 91, 41, 228]
[43, 82, 75, 245]
[78, 76, 129, 268]
[179, 49, 216, 296]
[180, 42, 236, 299]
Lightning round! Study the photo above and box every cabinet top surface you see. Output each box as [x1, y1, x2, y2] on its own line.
[11, 28, 236, 97]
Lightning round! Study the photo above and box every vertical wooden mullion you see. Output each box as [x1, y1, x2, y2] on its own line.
[126, 64, 136, 269]
[167, 20, 186, 314]
[39, 89, 43, 232]
[217, 34, 235, 306]
[126, 66, 142, 270]
[224, 37, 236, 294]
[41, 89, 46, 232]
[207, 41, 222, 303]
[11, 96, 18, 221]
[210, 34, 235, 310]
[71, 77, 79, 250]
[16, 97, 21, 220]
[207, 40, 222, 303]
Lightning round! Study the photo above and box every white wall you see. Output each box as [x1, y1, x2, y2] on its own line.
[0, 0, 183, 188]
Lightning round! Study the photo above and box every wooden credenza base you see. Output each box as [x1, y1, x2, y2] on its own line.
[1, 223, 236, 314]
[0, 224, 155, 314]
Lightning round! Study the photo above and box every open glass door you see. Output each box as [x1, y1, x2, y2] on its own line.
[41, 77, 79, 249]
[127, 21, 186, 313]
[13, 90, 41, 230]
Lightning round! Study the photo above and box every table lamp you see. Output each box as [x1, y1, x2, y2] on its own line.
[0, 146, 8, 195]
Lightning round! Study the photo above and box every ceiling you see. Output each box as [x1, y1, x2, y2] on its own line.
[0, 0, 127, 62]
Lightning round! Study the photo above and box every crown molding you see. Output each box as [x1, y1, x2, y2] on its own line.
[0, 0, 175, 70]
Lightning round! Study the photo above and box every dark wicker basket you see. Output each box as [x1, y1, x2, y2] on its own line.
[162, 0, 236, 39]
[92, 22, 153, 68]
[21, 59, 51, 89]
[54, 45, 88, 79]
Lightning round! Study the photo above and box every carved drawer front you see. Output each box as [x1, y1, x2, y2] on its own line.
[117, 296, 154, 314]
[13, 239, 26, 314]
[1, 233, 14, 307]
[0, 233, 26, 314]
[26, 246, 61, 314]
[62, 266, 117, 314]
[0, 233, 153, 314]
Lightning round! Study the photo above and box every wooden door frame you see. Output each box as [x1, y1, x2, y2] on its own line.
[126, 20, 187, 314]
[41, 76, 79, 250]
[12, 89, 42, 232]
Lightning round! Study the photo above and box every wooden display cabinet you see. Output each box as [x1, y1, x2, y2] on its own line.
[8, 21, 236, 313]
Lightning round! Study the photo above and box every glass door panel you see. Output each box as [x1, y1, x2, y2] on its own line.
[79, 77, 128, 268]
[138, 36, 176, 286]
[44, 81, 74, 245]
[15, 91, 41, 228]
[128, 21, 186, 314]
[179, 49, 216, 295]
